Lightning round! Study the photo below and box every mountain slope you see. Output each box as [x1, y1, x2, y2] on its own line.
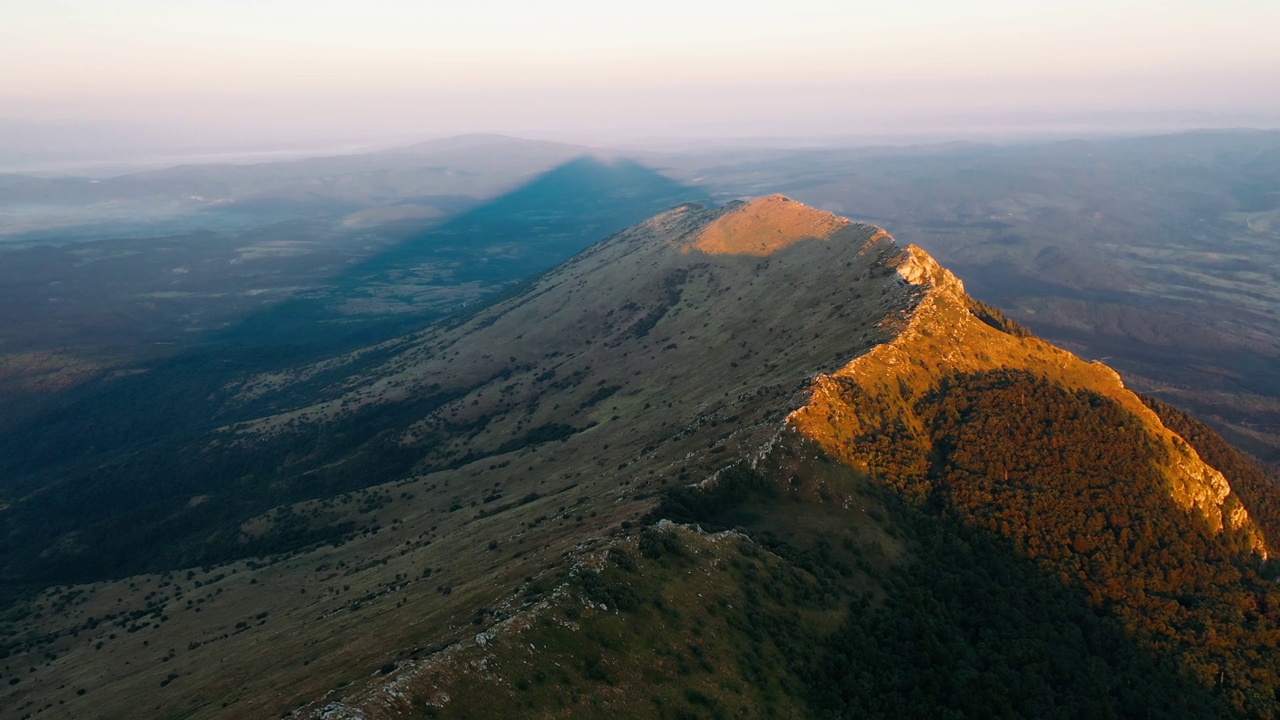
[1, 196, 905, 717]
[789, 244, 1268, 550]
[3, 197, 1278, 719]
[289, 197, 1280, 719]
[0, 160, 700, 591]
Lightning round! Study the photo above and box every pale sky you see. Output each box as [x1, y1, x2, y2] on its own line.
[2, 0, 1279, 148]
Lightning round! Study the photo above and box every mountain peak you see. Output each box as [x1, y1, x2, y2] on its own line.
[691, 193, 852, 256]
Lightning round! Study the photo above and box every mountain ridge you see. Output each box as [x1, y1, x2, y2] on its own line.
[4, 195, 1279, 718]
[790, 238, 1270, 555]
[277, 196, 1279, 717]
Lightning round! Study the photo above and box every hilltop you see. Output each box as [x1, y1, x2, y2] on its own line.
[2, 197, 1278, 718]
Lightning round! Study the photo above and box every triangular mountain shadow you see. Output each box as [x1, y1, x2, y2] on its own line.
[0, 158, 704, 572]
[218, 156, 705, 351]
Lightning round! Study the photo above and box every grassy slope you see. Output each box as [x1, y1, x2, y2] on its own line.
[1, 200, 902, 718]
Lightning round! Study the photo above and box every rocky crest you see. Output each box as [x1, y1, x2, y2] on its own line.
[789, 235, 1270, 555]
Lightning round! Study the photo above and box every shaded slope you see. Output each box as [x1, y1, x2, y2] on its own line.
[346, 156, 700, 284]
